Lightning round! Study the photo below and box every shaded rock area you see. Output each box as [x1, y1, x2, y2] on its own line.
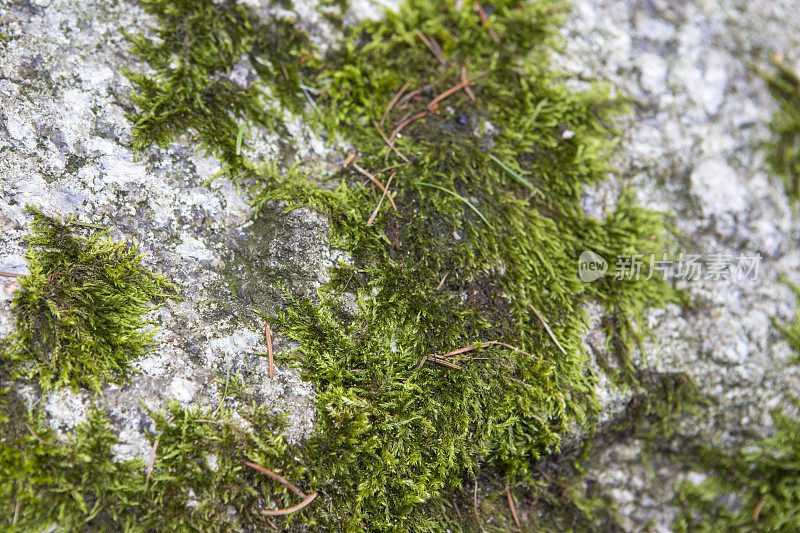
[560, 0, 800, 529]
[1, 0, 800, 530]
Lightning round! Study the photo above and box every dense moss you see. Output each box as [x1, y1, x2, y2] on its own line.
[1, 207, 176, 391]
[761, 57, 800, 201]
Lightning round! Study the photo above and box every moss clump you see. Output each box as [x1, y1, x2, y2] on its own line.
[2, 207, 176, 391]
[761, 57, 800, 201]
[125, 0, 312, 175]
[0, 395, 304, 531]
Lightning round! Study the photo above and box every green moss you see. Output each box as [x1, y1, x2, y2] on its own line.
[761, 57, 800, 201]
[1, 0, 687, 529]
[124, 0, 312, 175]
[2, 207, 177, 391]
[0, 394, 304, 531]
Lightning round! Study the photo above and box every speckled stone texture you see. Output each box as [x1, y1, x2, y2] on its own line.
[560, 0, 800, 529]
[2, 0, 800, 530]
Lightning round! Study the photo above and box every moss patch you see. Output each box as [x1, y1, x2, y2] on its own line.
[761, 57, 800, 201]
[2, 207, 177, 391]
[0, 0, 684, 530]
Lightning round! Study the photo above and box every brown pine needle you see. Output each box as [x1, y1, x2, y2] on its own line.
[246, 461, 307, 498]
[427, 72, 487, 112]
[429, 356, 462, 369]
[436, 272, 449, 289]
[261, 492, 318, 516]
[368, 172, 396, 225]
[528, 303, 567, 356]
[353, 164, 398, 211]
[437, 340, 553, 364]
[416, 30, 448, 66]
[474, 479, 487, 533]
[754, 497, 766, 520]
[506, 486, 521, 529]
[398, 84, 433, 109]
[265, 324, 274, 378]
[475, 1, 500, 44]
[342, 150, 358, 168]
[145, 431, 163, 491]
[373, 119, 410, 163]
[380, 82, 410, 127]
[461, 66, 476, 101]
[375, 162, 407, 175]
[0, 271, 21, 277]
[390, 110, 429, 143]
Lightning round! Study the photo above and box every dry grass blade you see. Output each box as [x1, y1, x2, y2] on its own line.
[528, 303, 567, 356]
[368, 172, 396, 225]
[261, 492, 318, 516]
[265, 324, 274, 378]
[506, 486, 521, 529]
[427, 71, 486, 112]
[353, 163, 398, 211]
[380, 81, 410, 127]
[246, 461, 307, 498]
[437, 340, 553, 364]
[373, 119, 410, 163]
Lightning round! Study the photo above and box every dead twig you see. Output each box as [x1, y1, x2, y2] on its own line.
[368, 172, 396, 225]
[528, 303, 567, 356]
[265, 324, 274, 378]
[353, 164, 398, 211]
[373, 119, 410, 163]
[506, 486, 521, 529]
[380, 82, 410, 127]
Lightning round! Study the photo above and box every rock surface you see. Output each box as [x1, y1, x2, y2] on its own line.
[1, 0, 800, 530]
